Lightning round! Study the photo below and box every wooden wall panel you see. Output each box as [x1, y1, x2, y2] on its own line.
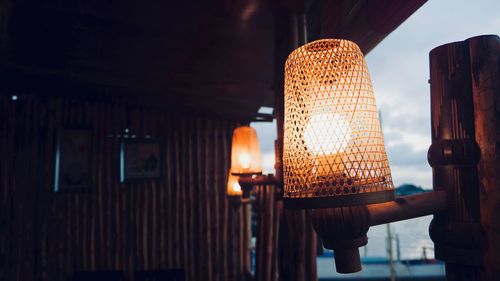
[253, 183, 317, 281]
[0, 95, 248, 281]
[254, 185, 279, 281]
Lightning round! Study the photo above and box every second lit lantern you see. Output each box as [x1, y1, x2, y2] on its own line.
[230, 125, 263, 176]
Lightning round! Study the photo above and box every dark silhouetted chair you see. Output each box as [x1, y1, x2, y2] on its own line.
[135, 269, 185, 281]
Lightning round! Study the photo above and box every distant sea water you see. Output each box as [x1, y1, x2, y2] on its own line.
[363, 215, 434, 260]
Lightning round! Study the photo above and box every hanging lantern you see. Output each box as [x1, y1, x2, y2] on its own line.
[230, 126, 263, 175]
[283, 39, 394, 208]
[227, 172, 243, 197]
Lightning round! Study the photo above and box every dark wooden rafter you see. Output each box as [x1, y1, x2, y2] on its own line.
[0, 0, 427, 121]
[315, 0, 428, 54]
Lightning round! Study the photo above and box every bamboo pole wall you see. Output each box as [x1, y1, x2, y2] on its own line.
[254, 185, 279, 281]
[252, 184, 317, 281]
[277, 208, 317, 281]
[0, 95, 248, 281]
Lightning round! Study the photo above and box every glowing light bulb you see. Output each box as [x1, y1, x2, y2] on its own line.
[232, 182, 242, 193]
[304, 113, 351, 155]
[239, 152, 251, 169]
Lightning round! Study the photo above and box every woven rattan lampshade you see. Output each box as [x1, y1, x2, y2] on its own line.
[230, 126, 263, 175]
[226, 172, 243, 197]
[283, 39, 394, 208]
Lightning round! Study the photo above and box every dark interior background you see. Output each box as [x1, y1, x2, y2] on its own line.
[0, 1, 427, 280]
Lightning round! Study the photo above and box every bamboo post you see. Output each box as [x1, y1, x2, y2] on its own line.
[310, 190, 445, 273]
[468, 34, 500, 280]
[255, 187, 263, 281]
[368, 191, 447, 226]
[428, 38, 482, 280]
[244, 202, 252, 280]
[275, 5, 318, 280]
[386, 224, 396, 281]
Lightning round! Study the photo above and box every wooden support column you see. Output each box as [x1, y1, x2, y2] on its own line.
[275, 3, 317, 281]
[428, 39, 482, 280]
[429, 34, 500, 280]
[468, 34, 500, 280]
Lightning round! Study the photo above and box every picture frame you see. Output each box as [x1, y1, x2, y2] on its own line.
[54, 128, 92, 192]
[120, 140, 162, 182]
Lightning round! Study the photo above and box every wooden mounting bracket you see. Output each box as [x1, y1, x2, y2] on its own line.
[311, 191, 447, 273]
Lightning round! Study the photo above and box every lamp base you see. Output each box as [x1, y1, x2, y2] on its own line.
[285, 190, 394, 209]
[334, 248, 362, 273]
[311, 206, 370, 273]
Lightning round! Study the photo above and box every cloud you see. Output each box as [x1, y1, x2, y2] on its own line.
[252, 0, 499, 187]
[252, 121, 277, 174]
[261, 152, 276, 175]
[386, 143, 427, 166]
[365, 0, 500, 187]
[252, 120, 277, 154]
[390, 164, 432, 188]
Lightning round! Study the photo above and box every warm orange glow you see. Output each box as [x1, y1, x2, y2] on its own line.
[226, 172, 242, 196]
[230, 126, 262, 175]
[283, 39, 394, 208]
[238, 152, 252, 169]
[232, 182, 242, 193]
[304, 113, 351, 155]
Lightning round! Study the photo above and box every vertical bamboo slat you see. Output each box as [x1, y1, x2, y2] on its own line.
[105, 104, 115, 270]
[205, 120, 214, 281]
[193, 119, 202, 281]
[180, 119, 190, 279]
[468, 35, 500, 280]
[254, 184, 279, 281]
[212, 121, 221, 281]
[173, 119, 182, 269]
[165, 114, 174, 268]
[221, 123, 230, 281]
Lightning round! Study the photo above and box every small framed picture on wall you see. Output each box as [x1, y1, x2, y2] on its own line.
[120, 141, 161, 182]
[54, 129, 92, 192]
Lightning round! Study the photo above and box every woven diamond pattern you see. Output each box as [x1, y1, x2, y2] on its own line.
[283, 39, 394, 203]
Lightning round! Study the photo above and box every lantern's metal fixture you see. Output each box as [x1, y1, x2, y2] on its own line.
[226, 174, 282, 206]
[282, 39, 455, 273]
[238, 174, 282, 200]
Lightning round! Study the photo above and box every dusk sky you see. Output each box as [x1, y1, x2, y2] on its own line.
[254, 0, 500, 188]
